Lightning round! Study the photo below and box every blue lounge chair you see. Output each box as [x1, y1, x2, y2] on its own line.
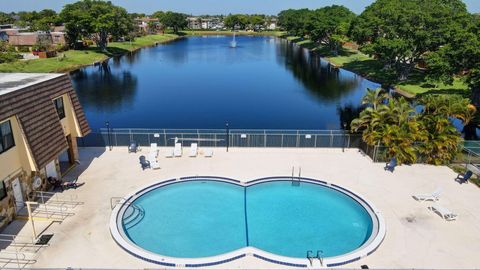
[455, 170, 473, 184]
[139, 156, 150, 170]
[128, 141, 138, 153]
[384, 157, 397, 172]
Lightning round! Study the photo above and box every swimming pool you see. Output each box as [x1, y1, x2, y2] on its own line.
[110, 177, 385, 267]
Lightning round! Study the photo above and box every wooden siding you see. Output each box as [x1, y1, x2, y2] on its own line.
[0, 74, 90, 170]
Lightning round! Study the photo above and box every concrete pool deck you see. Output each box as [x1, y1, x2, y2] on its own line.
[10, 147, 480, 269]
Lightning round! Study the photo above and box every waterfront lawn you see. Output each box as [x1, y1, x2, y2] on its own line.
[286, 35, 469, 96]
[109, 34, 179, 51]
[0, 34, 179, 73]
[0, 49, 109, 73]
[319, 46, 468, 97]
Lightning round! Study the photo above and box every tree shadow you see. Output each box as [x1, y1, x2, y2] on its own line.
[342, 59, 395, 84]
[338, 104, 365, 130]
[415, 88, 470, 98]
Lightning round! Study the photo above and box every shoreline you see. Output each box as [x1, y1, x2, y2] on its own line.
[65, 35, 184, 74]
[0, 34, 183, 74]
[283, 38, 400, 96]
[68, 35, 184, 74]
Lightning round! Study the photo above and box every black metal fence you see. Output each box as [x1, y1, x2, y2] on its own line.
[78, 128, 362, 149]
[78, 128, 480, 164]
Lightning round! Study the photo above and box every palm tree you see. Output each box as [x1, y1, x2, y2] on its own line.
[417, 115, 462, 165]
[362, 88, 389, 110]
[352, 92, 472, 165]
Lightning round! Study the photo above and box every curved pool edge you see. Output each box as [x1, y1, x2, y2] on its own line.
[110, 176, 386, 268]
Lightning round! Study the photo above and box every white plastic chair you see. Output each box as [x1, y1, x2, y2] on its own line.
[412, 188, 442, 202]
[429, 203, 458, 221]
[174, 143, 182, 157]
[189, 143, 198, 157]
[204, 148, 213, 158]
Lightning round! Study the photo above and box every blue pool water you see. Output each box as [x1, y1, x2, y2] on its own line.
[123, 180, 373, 258]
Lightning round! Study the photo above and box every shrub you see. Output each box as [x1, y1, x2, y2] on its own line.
[0, 52, 22, 63]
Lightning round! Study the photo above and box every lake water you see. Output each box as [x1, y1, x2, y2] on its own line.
[71, 36, 380, 130]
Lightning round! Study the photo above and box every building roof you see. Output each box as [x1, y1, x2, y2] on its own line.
[0, 73, 91, 170]
[0, 73, 64, 96]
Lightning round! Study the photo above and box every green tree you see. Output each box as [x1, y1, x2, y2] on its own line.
[352, 96, 423, 163]
[418, 95, 475, 164]
[0, 12, 15, 25]
[309, 5, 355, 55]
[247, 15, 266, 31]
[159, 12, 187, 34]
[60, 0, 134, 51]
[224, 14, 248, 30]
[352, 92, 475, 165]
[277, 9, 313, 37]
[0, 41, 21, 64]
[425, 13, 480, 102]
[151, 11, 165, 22]
[361, 88, 388, 110]
[16, 9, 60, 31]
[350, 0, 471, 81]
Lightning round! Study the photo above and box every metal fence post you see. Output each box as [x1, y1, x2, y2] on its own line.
[264, 130, 267, 148]
[296, 130, 299, 148]
[329, 130, 333, 147]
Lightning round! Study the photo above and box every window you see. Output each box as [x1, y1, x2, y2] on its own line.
[54, 97, 65, 119]
[0, 120, 15, 154]
[0, 181, 6, 201]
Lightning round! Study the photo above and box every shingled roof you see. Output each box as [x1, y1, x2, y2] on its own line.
[0, 73, 90, 170]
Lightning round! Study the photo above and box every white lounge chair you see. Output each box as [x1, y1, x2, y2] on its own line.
[148, 152, 160, 170]
[150, 143, 159, 157]
[429, 204, 458, 221]
[150, 160, 160, 170]
[412, 188, 441, 202]
[174, 143, 182, 157]
[204, 148, 213, 158]
[165, 148, 174, 158]
[189, 143, 198, 157]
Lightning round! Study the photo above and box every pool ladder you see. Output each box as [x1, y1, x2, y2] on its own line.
[292, 166, 301, 186]
[307, 250, 323, 267]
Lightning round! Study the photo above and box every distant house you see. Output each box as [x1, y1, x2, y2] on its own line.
[267, 18, 277, 30]
[8, 31, 66, 49]
[188, 17, 223, 30]
[0, 27, 19, 42]
[0, 73, 90, 228]
[135, 17, 162, 34]
[201, 18, 213, 29]
[187, 17, 202, 29]
[50, 32, 66, 45]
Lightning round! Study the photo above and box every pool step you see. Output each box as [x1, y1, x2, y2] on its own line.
[123, 204, 145, 229]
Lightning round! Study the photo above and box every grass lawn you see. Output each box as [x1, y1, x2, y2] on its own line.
[397, 76, 469, 97]
[311, 44, 469, 97]
[0, 34, 179, 73]
[284, 36, 470, 97]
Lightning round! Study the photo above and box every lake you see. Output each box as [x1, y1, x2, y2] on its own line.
[71, 36, 380, 130]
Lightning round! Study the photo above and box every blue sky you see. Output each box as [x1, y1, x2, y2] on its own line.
[1, 0, 479, 15]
